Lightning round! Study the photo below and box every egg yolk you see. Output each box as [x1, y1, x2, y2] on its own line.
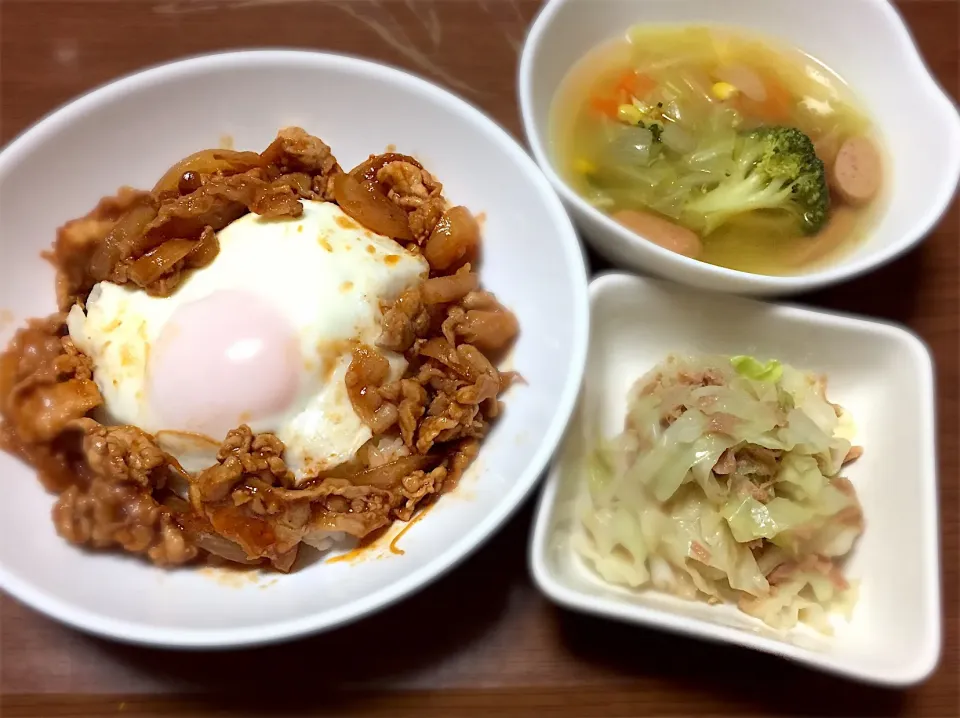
[148, 289, 302, 440]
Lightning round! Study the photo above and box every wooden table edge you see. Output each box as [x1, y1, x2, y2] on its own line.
[3, 687, 704, 717]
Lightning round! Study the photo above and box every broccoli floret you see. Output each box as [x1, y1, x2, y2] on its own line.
[685, 126, 830, 235]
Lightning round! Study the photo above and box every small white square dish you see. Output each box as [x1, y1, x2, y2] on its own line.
[530, 272, 941, 686]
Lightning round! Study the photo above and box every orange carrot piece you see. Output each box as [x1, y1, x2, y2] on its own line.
[726, 69, 793, 124]
[591, 69, 658, 120]
[631, 72, 658, 99]
[615, 70, 657, 100]
[755, 73, 793, 123]
[590, 95, 620, 118]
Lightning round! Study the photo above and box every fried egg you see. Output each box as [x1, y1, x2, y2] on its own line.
[67, 200, 428, 482]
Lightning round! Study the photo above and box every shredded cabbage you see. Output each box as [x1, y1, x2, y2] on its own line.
[731, 355, 783, 382]
[575, 354, 864, 634]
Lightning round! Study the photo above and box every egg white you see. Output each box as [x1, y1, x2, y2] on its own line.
[68, 200, 428, 482]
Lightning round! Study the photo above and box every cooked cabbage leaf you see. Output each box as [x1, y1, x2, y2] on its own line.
[731, 355, 783, 382]
[574, 353, 864, 634]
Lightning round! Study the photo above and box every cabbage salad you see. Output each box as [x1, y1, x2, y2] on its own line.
[575, 354, 864, 633]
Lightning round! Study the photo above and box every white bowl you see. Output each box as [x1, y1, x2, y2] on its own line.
[0, 51, 590, 648]
[530, 273, 941, 686]
[519, 0, 960, 295]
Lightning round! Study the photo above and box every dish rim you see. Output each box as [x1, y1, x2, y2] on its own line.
[517, 0, 960, 294]
[528, 271, 942, 686]
[0, 49, 591, 649]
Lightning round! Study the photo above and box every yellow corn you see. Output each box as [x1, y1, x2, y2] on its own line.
[617, 103, 646, 125]
[711, 81, 739, 101]
[574, 158, 596, 175]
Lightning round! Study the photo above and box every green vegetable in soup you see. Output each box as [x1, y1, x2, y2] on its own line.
[684, 126, 829, 235]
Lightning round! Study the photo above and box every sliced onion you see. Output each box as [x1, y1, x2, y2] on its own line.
[350, 153, 423, 183]
[332, 173, 413, 241]
[88, 199, 160, 280]
[343, 455, 435, 489]
[294, 455, 435, 494]
[424, 206, 480, 271]
[194, 532, 260, 565]
[152, 149, 263, 195]
[420, 270, 479, 304]
[126, 239, 195, 286]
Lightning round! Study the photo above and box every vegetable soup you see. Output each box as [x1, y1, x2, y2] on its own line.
[552, 25, 886, 275]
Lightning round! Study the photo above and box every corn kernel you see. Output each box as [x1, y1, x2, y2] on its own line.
[711, 82, 739, 101]
[574, 158, 596, 175]
[617, 103, 646, 125]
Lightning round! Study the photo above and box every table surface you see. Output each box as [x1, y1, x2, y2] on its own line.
[0, 1, 957, 716]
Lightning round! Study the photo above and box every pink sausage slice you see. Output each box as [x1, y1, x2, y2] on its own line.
[831, 136, 882, 206]
[612, 209, 703, 258]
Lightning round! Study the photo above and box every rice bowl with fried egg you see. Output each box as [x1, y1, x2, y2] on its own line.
[0, 127, 521, 572]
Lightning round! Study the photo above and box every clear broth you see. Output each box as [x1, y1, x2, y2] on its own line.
[552, 25, 887, 275]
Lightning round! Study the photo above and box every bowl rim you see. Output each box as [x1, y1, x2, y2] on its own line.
[528, 270, 942, 686]
[0, 49, 591, 649]
[517, 0, 960, 294]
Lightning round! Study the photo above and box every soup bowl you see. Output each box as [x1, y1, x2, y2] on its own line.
[519, 0, 960, 295]
[0, 51, 589, 647]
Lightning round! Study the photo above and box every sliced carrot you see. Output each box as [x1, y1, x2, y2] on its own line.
[615, 70, 657, 100]
[613, 70, 633, 96]
[753, 72, 793, 123]
[590, 95, 620, 119]
[590, 69, 658, 120]
[725, 68, 793, 124]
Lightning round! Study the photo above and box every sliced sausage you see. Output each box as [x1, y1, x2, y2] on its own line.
[831, 136, 882, 207]
[612, 209, 703, 258]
